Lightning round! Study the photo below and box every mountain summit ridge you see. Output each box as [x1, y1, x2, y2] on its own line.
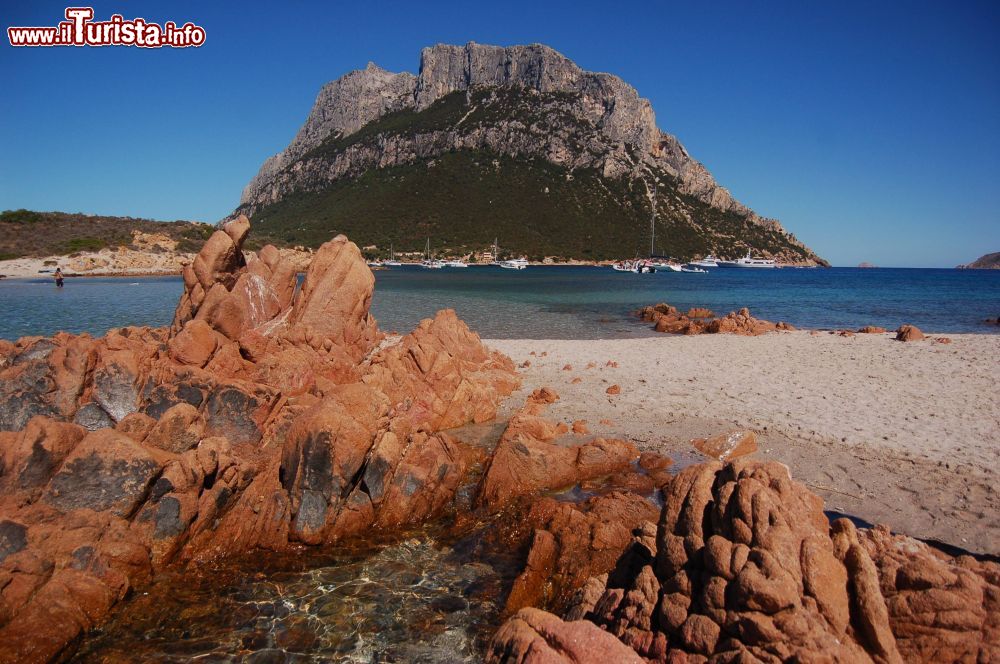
[238, 42, 823, 263]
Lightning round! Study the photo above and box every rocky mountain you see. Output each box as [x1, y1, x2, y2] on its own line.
[958, 252, 1000, 269]
[237, 42, 824, 264]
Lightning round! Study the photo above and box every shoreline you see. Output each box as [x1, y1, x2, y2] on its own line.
[486, 331, 1000, 554]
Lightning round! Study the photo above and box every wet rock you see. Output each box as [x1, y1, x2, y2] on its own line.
[279, 386, 389, 544]
[486, 607, 644, 664]
[44, 429, 164, 518]
[896, 324, 924, 342]
[0, 416, 87, 497]
[203, 385, 273, 445]
[0, 520, 28, 563]
[691, 429, 757, 461]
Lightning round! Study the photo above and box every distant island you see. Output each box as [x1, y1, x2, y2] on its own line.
[236, 42, 827, 266]
[957, 251, 1000, 269]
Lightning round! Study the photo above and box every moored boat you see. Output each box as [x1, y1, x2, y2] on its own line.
[499, 257, 529, 270]
[717, 250, 776, 269]
[688, 255, 719, 268]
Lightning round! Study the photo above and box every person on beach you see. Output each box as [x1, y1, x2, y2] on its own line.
[54, 268, 64, 288]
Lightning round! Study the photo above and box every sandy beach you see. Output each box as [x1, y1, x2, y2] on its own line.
[487, 330, 1000, 554]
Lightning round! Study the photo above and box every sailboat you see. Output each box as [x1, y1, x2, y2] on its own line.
[384, 243, 401, 267]
[490, 238, 528, 269]
[420, 238, 444, 269]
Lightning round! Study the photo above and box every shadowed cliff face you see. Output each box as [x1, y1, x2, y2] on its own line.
[238, 42, 824, 265]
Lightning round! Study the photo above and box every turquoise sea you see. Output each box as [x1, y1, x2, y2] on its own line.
[1, 266, 999, 341]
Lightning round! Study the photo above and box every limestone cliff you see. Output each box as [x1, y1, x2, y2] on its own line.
[238, 42, 823, 264]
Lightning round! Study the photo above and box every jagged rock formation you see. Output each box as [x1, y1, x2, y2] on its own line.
[487, 460, 999, 663]
[237, 43, 824, 264]
[0, 219, 519, 661]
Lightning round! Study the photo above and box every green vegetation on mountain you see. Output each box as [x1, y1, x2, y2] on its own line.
[0, 210, 213, 259]
[241, 80, 821, 263]
[249, 150, 814, 262]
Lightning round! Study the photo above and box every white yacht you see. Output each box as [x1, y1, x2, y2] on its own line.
[499, 257, 529, 270]
[688, 255, 719, 268]
[718, 250, 776, 269]
[650, 261, 682, 272]
[443, 259, 468, 268]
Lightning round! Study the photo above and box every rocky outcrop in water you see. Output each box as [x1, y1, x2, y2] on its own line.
[0, 220, 519, 661]
[639, 303, 796, 336]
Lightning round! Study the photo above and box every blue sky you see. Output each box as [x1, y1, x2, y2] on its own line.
[1, 0, 997, 267]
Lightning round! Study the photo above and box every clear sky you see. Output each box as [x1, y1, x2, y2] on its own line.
[1, 0, 998, 267]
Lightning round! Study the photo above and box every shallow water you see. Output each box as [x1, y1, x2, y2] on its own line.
[73, 532, 511, 663]
[1, 266, 999, 341]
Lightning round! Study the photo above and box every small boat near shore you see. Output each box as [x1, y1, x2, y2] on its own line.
[612, 259, 657, 274]
[443, 260, 469, 268]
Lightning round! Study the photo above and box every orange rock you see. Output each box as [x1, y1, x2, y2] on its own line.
[363, 309, 519, 431]
[935, 337, 951, 344]
[605, 360, 618, 368]
[691, 430, 757, 461]
[570, 377, 582, 384]
[520, 360, 531, 368]
[562, 364, 572, 371]
[606, 384, 621, 395]
[168, 319, 221, 367]
[571, 420, 589, 435]
[896, 324, 924, 341]
[486, 607, 644, 664]
[858, 325, 887, 334]
[599, 418, 614, 426]
[288, 235, 380, 360]
[476, 396, 639, 510]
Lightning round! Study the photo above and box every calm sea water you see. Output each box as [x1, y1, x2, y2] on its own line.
[1, 266, 998, 341]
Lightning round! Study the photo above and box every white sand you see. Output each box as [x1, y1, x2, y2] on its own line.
[487, 331, 1000, 553]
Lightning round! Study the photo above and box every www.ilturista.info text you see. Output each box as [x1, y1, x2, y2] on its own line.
[8, 8, 206, 48]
